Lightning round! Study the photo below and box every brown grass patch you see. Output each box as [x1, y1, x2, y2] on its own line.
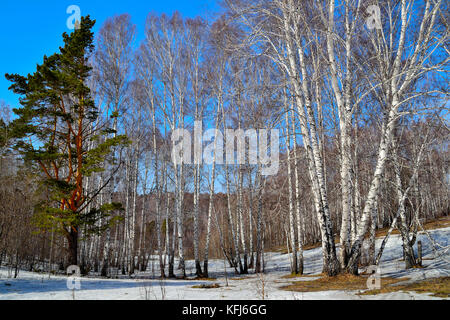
[280, 274, 408, 292]
[361, 276, 450, 298]
[374, 216, 450, 239]
[189, 277, 217, 281]
[270, 216, 449, 254]
[281, 273, 322, 279]
[420, 216, 450, 230]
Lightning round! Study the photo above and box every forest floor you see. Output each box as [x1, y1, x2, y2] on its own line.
[0, 223, 449, 300]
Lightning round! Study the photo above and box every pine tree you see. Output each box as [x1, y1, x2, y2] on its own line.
[5, 16, 127, 268]
[0, 118, 7, 151]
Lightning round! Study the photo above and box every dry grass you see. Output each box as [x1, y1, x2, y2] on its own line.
[281, 273, 322, 279]
[374, 216, 450, 239]
[421, 216, 450, 229]
[280, 274, 408, 292]
[191, 283, 221, 289]
[271, 216, 449, 255]
[361, 277, 450, 298]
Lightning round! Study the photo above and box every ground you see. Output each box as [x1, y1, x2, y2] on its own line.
[0, 226, 449, 300]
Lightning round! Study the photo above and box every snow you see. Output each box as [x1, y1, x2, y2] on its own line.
[0, 227, 448, 300]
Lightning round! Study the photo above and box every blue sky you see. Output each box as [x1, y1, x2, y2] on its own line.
[0, 0, 219, 110]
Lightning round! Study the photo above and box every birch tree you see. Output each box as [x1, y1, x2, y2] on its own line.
[95, 14, 135, 276]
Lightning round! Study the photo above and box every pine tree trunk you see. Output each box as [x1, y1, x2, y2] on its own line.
[67, 228, 79, 267]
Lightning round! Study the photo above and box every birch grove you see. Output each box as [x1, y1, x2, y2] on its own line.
[1, 0, 448, 280]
